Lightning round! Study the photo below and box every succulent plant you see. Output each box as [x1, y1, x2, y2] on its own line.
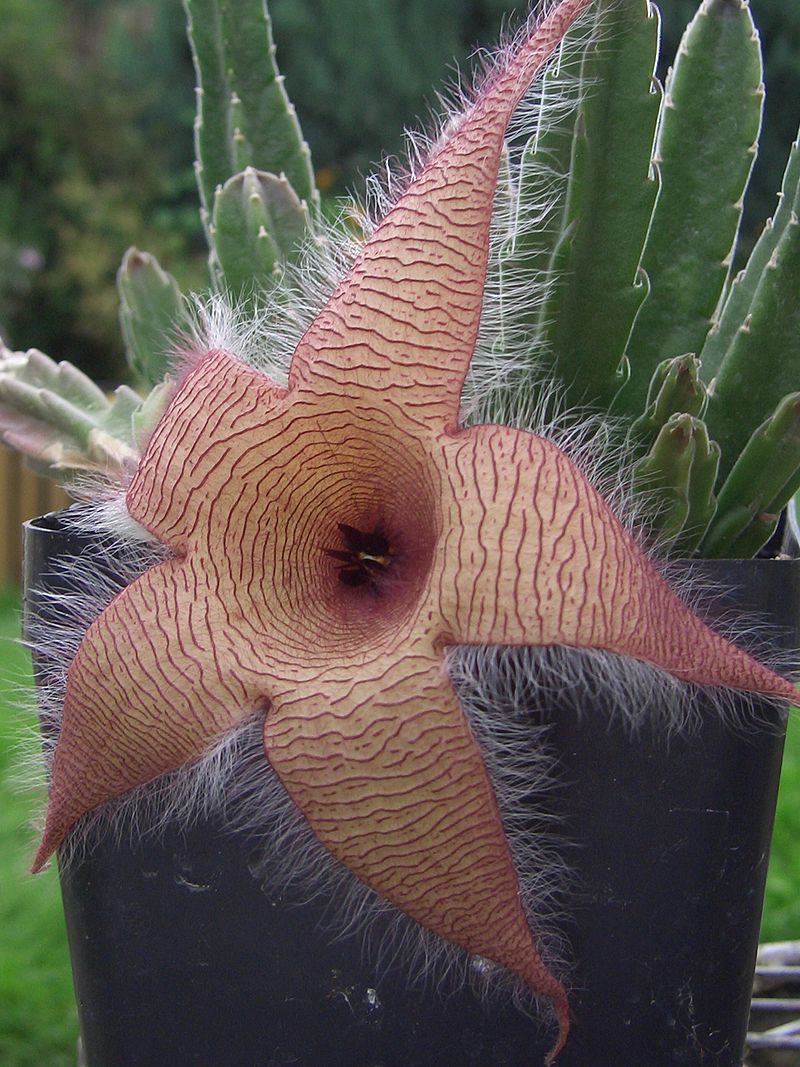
[0, 341, 166, 481]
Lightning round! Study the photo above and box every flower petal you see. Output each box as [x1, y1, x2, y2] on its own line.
[33, 556, 267, 871]
[438, 424, 797, 700]
[288, 0, 594, 433]
[263, 646, 569, 1049]
[128, 349, 287, 547]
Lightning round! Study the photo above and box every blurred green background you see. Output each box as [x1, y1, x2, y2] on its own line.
[1, 0, 799, 386]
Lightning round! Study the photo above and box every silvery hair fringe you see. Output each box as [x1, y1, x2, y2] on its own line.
[19, 0, 795, 1020]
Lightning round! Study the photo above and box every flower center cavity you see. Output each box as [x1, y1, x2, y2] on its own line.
[325, 522, 397, 592]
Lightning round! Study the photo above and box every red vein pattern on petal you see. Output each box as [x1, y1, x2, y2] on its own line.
[288, 0, 597, 428]
[263, 647, 569, 1043]
[32, 557, 265, 872]
[438, 424, 798, 700]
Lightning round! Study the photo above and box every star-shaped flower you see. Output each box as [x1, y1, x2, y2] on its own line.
[33, 0, 796, 1060]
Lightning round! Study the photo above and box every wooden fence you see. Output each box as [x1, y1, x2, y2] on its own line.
[0, 447, 70, 588]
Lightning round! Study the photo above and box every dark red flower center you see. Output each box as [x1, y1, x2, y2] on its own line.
[325, 523, 396, 590]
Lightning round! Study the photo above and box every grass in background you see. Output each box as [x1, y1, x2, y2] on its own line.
[0, 591, 797, 1065]
[762, 712, 800, 941]
[0, 588, 77, 1067]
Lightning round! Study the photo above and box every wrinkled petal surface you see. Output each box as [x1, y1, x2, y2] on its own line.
[264, 646, 569, 1029]
[33, 557, 267, 870]
[438, 424, 797, 699]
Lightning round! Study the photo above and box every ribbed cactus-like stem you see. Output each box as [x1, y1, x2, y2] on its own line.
[705, 207, 800, 485]
[632, 413, 720, 553]
[0, 345, 167, 482]
[619, 0, 764, 416]
[184, 0, 318, 233]
[536, 0, 661, 411]
[210, 167, 310, 311]
[701, 393, 800, 558]
[628, 353, 707, 452]
[700, 131, 800, 382]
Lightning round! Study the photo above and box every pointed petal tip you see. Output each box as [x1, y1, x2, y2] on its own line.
[30, 828, 58, 874]
[711, 648, 797, 704]
[773, 675, 798, 704]
[31, 788, 81, 874]
[529, 967, 570, 1064]
[543, 990, 570, 1065]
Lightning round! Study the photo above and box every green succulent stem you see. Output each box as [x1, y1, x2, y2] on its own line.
[700, 130, 800, 382]
[184, 0, 318, 237]
[534, 0, 662, 411]
[0, 345, 165, 479]
[618, 0, 764, 417]
[632, 413, 719, 553]
[117, 248, 185, 389]
[701, 393, 800, 558]
[628, 353, 707, 454]
[704, 210, 800, 484]
[210, 167, 310, 310]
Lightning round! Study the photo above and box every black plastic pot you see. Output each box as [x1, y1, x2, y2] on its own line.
[23, 512, 799, 1067]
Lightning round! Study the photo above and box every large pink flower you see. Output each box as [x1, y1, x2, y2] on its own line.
[33, 0, 795, 1059]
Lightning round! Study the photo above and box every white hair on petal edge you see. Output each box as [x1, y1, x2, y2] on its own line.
[183, 205, 368, 389]
[23, 499, 167, 776]
[464, 13, 601, 429]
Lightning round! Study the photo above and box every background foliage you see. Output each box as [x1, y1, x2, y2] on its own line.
[0, 0, 200, 383]
[0, 0, 798, 385]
